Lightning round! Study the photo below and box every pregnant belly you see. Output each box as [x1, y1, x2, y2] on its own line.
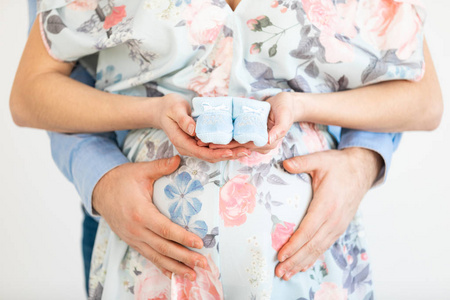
[122, 123, 335, 298]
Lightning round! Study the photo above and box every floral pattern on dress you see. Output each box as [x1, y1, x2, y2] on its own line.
[38, 0, 425, 299]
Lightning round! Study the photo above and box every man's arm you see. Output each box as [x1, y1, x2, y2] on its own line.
[329, 126, 402, 184]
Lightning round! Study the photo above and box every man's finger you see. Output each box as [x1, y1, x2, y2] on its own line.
[283, 151, 323, 174]
[277, 224, 334, 280]
[277, 207, 326, 264]
[138, 226, 208, 270]
[135, 242, 197, 281]
[146, 205, 204, 249]
[141, 155, 181, 180]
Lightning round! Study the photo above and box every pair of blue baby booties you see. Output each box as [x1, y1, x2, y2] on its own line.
[192, 97, 271, 147]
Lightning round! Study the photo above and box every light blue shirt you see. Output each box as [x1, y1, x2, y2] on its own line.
[28, 1, 401, 219]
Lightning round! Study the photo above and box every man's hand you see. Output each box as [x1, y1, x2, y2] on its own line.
[92, 156, 207, 281]
[275, 147, 383, 280]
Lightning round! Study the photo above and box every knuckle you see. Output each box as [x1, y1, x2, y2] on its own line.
[302, 230, 314, 243]
[285, 258, 298, 271]
[181, 115, 191, 126]
[148, 253, 161, 266]
[159, 224, 172, 239]
[131, 210, 142, 223]
[125, 223, 140, 238]
[155, 242, 169, 256]
[306, 242, 321, 257]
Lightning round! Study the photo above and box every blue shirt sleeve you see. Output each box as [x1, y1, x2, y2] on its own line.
[47, 64, 130, 218]
[328, 126, 402, 185]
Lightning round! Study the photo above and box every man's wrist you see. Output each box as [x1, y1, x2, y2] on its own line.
[92, 162, 130, 216]
[341, 147, 384, 188]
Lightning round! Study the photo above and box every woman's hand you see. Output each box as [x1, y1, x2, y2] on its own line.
[207, 92, 301, 154]
[156, 94, 251, 162]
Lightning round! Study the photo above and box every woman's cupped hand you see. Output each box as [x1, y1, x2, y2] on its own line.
[157, 93, 252, 162]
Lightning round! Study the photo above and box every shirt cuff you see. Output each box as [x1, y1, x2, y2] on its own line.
[337, 129, 402, 186]
[71, 137, 130, 220]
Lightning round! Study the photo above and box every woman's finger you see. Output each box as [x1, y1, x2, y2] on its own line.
[196, 139, 210, 147]
[171, 103, 196, 136]
[167, 122, 234, 161]
[208, 141, 249, 149]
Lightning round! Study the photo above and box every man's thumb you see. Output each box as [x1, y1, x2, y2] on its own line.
[283, 153, 319, 174]
[144, 155, 181, 179]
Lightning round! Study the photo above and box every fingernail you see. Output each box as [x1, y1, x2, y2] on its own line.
[237, 152, 249, 157]
[187, 124, 195, 135]
[278, 268, 286, 278]
[288, 160, 298, 169]
[184, 273, 194, 281]
[222, 152, 233, 158]
[269, 133, 276, 145]
[285, 272, 293, 280]
[164, 271, 172, 279]
[195, 260, 205, 269]
[166, 156, 173, 165]
[192, 240, 202, 249]
[280, 255, 287, 262]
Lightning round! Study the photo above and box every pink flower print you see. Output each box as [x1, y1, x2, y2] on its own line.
[271, 1, 279, 8]
[356, 0, 423, 60]
[271, 215, 296, 251]
[67, 0, 98, 10]
[361, 252, 369, 261]
[247, 19, 259, 31]
[314, 282, 348, 300]
[301, 0, 358, 63]
[318, 32, 355, 63]
[134, 263, 170, 300]
[183, 0, 227, 46]
[172, 254, 223, 300]
[103, 5, 127, 30]
[238, 140, 281, 166]
[247, 15, 272, 32]
[299, 122, 330, 153]
[188, 37, 233, 97]
[250, 43, 262, 54]
[219, 175, 257, 227]
[347, 254, 354, 265]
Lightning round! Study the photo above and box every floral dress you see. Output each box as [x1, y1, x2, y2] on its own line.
[37, 0, 425, 299]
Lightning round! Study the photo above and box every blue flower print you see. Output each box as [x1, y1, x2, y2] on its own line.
[164, 172, 204, 220]
[173, 215, 208, 239]
[175, 0, 191, 7]
[96, 65, 122, 90]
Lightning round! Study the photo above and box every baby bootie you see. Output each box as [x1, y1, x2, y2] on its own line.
[232, 98, 271, 147]
[192, 97, 233, 145]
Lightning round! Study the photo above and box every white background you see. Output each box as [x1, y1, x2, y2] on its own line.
[0, 1, 449, 299]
